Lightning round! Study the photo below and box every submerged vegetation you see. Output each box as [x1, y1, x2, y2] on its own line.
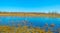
[0, 20, 60, 33]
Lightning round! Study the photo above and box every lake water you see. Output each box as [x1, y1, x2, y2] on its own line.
[0, 16, 60, 29]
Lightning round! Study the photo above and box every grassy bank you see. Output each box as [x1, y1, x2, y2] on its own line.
[0, 12, 60, 18]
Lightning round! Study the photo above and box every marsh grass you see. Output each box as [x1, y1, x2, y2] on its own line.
[0, 22, 60, 33]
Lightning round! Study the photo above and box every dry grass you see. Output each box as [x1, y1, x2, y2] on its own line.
[0, 12, 60, 18]
[0, 26, 54, 33]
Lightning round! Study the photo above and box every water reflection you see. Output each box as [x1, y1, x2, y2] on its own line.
[0, 16, 60, 33]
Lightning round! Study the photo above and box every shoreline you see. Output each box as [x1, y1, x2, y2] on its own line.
[0, 12, 60, 18]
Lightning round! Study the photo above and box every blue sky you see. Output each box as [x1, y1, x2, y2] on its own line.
[0, 0, 60, 13]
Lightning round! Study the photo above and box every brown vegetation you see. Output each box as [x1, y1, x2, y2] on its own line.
[0, 12, 60, 17]
[0, 25, 59, 33]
